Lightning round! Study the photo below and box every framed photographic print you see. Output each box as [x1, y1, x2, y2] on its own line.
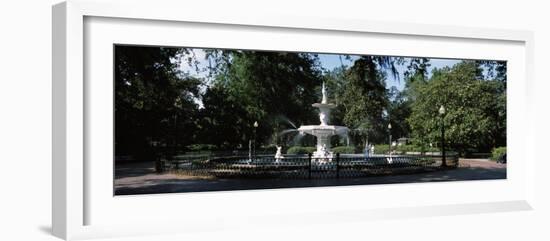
[113, 44, 508, 195]
[53, 0, 535, 240]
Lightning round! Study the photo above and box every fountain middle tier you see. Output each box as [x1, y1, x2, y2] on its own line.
[298, 125, 349, 159]
[294, 81, 350, 160]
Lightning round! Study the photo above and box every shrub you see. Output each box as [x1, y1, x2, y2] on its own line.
[490, 147, 506, 161]
[286, 146, 316, 154]
[332, 146, 356, 154]
[399, 145, 439, 153]
[373, 144, 439, 154]
[259, 145, 277, 153]
[394, 145, 411, 154]
[373, 144, 390, 154]
[186, 144, 217, 152]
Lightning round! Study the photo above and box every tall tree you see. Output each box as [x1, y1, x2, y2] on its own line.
[407, 61, 506, 154]
[336, 56, 405, 145]
[198, 85, 250, 149]
[387, 86, 412, 140]
[387, 58, 432, 141]
[115, 46, 201, 158]
[204, 50, 323, 148]
[404, 57, 431, 81]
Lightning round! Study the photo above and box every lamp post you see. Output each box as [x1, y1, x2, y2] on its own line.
[253, 121, 258, 159]
[173, 97, 182, 159]
[439, 105, 447, 167]
[388, 123, 392, 156]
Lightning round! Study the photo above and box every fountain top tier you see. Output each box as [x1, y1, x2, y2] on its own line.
[297, 82, 349, 159]
[315, 82, 336, 105]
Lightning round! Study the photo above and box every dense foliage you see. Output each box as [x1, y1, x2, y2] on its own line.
[491, 147, 507, 161]
[115, 46, 201, 159]
[202, 51, 321, 149]
[331, 146, 356, 154]
[407, 61, 506, 154]
[373, 144, 440, 155]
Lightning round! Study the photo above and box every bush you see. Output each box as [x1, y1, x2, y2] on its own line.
[491, 147, 506, 161]
[286, 146, 316, 154]
[259, 145, 277, 153]
[398, 145, 439, 153]
[332, 146, 356, 154]
[373, 144, 390, 154]
[186, 144, 217, 152]
[373, 144, 439, 154]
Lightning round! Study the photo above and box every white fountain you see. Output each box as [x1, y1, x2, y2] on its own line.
[298, 82, 349, 161]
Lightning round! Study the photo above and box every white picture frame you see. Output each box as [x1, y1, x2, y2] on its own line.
[53, 0, 535, 240]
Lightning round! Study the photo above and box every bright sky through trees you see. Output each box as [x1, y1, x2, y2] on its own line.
[178, 49, 461, 105]
[316, 54, 461, 91]
[179, 49, 461, 90]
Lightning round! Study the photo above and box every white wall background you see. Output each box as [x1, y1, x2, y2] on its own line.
[0, 0, 548, 240]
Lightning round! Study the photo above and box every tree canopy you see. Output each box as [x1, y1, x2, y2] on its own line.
[115, 46, 201, 158]
[114, 46, 506, 158]
[407, 61, 506, 153]
[200, 50, 322, 149]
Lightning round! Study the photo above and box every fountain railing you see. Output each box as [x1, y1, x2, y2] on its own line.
[158, 152, 459, 178]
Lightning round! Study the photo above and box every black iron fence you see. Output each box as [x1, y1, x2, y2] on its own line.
[158, 153, 459, 179]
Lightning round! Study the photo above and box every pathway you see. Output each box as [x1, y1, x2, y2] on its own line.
[114, 159, 506, 195]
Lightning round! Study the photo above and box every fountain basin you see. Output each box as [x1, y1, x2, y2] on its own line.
[298, 125, 349, 159]
[298, 125, 349, 135]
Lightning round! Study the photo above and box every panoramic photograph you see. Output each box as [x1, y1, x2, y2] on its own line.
[114, 45, 507, 195]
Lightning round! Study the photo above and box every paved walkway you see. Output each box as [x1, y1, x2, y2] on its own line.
[114, 159, 506, 195]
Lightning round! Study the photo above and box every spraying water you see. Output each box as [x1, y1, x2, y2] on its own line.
[291, 131, 306, 146]
[275, 115, 298, 129]
[280, 129, 298, 136]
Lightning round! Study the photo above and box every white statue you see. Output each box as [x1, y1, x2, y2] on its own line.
[370, 145, 375, 155]
[274, 145, 284, 160]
